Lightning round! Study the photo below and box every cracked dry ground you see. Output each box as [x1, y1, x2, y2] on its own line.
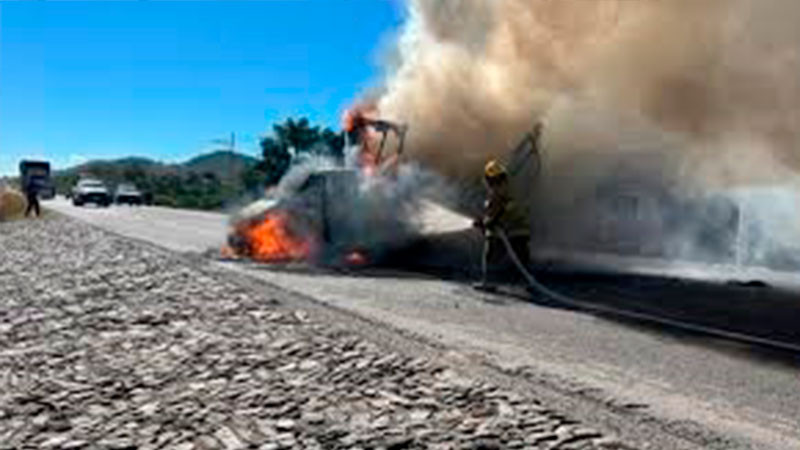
[0, 217, 629, 450]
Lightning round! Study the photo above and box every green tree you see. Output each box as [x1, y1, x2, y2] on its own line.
[321, 128, 345, 161]
[274, 117, 320, 154]
[256, 117, 347, 187]
[123, 165, 146, 184]
[241, 166, 266, 194]
[259, 136, 292, 187]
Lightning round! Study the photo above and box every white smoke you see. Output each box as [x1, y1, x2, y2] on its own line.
[233, 149, 456, 263]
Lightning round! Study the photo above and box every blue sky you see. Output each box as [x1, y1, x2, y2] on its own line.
[0, 1, 404, 175]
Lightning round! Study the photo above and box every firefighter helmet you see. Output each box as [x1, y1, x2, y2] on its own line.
[484, 159, 507, 179]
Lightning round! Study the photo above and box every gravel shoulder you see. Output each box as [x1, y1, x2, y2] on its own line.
[0, 214, 645, 449]
[41, 200, 800, 450]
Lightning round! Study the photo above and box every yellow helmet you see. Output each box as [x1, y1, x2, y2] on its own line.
[484, 159, 507, 179]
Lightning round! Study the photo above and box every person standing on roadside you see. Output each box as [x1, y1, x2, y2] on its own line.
[24, 177, 41, 218]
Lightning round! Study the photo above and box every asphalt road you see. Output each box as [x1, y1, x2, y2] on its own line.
[46, 197, 800, 450]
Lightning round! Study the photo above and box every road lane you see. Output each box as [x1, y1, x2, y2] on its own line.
[47, 197, 229, 253]
[46, 197, 800, 450]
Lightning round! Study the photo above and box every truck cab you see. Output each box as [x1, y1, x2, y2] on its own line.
[18, 160, 55, 200]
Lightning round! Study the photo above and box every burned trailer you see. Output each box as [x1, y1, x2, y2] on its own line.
[530, 153, 743, 265]
[532, 172, 800, 275]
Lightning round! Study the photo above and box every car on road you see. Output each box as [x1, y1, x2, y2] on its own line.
[114, 183, 144, 205]
[71, 178, 112, 207]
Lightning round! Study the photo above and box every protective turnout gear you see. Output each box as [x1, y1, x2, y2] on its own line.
[477, 235, 530, 290]
[475, 159, 530, 289]
[479, 179, 529, 238]
[475, 124, 543, 292]
[484, 159, 507, 179]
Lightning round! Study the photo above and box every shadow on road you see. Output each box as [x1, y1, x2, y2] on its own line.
[212, 227, 800, 364]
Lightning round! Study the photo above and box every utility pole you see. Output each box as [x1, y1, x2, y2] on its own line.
[211, 132, 236, 182]
[228, 132, 235, 183]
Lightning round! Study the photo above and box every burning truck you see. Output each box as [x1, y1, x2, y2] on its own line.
[223, 112, 417, 266]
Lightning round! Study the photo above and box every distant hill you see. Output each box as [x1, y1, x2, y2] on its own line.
[183, 151, 259, 183]
[57, 151, 257, 181]
[52, 151, 263, 210]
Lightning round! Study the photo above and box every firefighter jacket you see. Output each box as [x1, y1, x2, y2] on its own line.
[482, 182, 530, 238]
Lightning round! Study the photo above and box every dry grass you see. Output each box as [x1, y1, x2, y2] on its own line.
[0, 189, 27, 222]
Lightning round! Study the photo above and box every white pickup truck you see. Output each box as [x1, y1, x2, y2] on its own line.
[71, 179, 112, 207]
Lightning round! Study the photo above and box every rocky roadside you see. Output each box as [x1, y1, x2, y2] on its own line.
[0, 216, 631, 449]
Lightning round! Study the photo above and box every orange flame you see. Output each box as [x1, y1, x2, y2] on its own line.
[343, 103, 382, 175]
[344, 250, 368, 266]
[342, 102, 378, 132]
[244, 211, 314, 262]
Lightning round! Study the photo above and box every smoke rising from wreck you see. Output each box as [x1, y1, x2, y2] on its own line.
[364, 0, 800, 269]
[229, 152, 458, 265]
[376, 0, 800, 187]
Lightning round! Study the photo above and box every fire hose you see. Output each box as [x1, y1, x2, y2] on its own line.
[494, 228, 800, 354]
[487, 125, 800, 353]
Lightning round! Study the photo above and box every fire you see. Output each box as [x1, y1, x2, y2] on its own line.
[243, 211, 314, 262]
[223, 105, 405, 266]
[344, 250, 368, 266]
[342, 102, 379, 133]
[343, 104, 382, 175]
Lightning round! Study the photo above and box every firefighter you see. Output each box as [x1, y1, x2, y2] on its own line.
[473, 159, 531, 292]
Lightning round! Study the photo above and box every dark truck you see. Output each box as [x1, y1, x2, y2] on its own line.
[114, 183, 144, 205]
[19, 160, 55, 200]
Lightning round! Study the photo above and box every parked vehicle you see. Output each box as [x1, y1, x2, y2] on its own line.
[39, 179, 56, 200]
[18, 160, 55, 199]
[114, 183, 143, 205]
[72, 179, 111, 207]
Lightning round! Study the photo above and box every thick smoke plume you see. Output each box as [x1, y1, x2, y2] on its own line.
[368, 0, 800, 270]
[377, 0, 800, 189]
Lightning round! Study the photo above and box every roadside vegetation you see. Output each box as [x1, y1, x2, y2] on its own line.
[0, 188, 26, 222]
[49, 117, 344, 211]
